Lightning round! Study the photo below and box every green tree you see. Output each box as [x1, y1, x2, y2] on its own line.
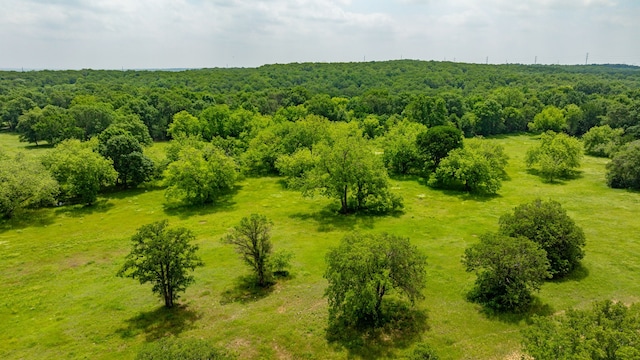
[242, 126, 285, 175]
[528, 105, 566, 133]
[275, 148, 317, 188]
[606, 140, 640, 190]
[16, 107, 43, 145]
[462, 233, 550, 311]
[167, 110, 202, 139]
[200, 104, 231, 140]
[99, 133, 155, 188]
[583, 125, 624, 157]
[429, 138, 508, 194]
[382, 120, 427, 174]
[164, 144, 238, 205]
[499, 199, 586, 278]
[403, 95, 448, 127]
[473, 99, 503, 136]
[324, 232, 427, 326]
[305, 94, 347, 122]
[222, 214, 274, 287]
[34, 105, 80, 145]
[2, 96, 36, 131]
[118, 220, 203, 308]
[300, 124, 403, 214]
[108, 113, 153, 146]
[526, 131, 583, 182]
[0, 153, 59, 218]
[69, 102, 115, 140]
[522, 300, 640, 360]
[415, 125, 464, 168]
[360, 115, 384, 139]
[564, 103, 585, 136]
[42, 139, 117, 205]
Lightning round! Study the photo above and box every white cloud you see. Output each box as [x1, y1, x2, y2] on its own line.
[0, 0, 637, 68]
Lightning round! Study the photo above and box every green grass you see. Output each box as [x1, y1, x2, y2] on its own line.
[1, 132, 640, 359]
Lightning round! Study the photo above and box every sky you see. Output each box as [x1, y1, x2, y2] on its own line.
[1, 0, 639, 70]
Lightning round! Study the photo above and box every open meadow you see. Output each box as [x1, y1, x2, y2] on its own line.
[1, 132, 640, 359]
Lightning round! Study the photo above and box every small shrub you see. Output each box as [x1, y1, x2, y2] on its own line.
[270, 250, 294, 277]
[408, 343, 440, 360]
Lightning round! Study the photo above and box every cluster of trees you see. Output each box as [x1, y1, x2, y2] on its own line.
[463, 199, 586, 311]
[2, 62, 640, 212]
[0, 124, 156, 218]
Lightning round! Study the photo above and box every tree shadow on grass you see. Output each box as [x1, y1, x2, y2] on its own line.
[116, 304, 201, 342]
[476, 297, 555, 325]
[0, 208, 56, 233]
[326, 300, 429, 359]
[54, 199, 115, 218]
[289, 206, 377, 232]
[219, 275, 274, 305]
[549, 263, 589, 283]
[162, 185, 242, 219]
[101, 183, 166, 199]
[431, 188, 502, 203]
[526, 168, 584, 184]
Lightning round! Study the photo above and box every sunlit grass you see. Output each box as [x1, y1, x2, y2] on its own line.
[1, 132, 639, 359]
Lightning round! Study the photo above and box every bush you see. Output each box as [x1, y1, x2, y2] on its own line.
[408, 343, 440, 360]
[270, 250, 294, 277]
[522, 300, 640, 359]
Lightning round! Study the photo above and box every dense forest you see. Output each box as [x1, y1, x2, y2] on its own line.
[2, 61, 640, 359]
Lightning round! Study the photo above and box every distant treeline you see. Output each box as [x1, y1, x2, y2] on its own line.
[2, 61, 639, 144]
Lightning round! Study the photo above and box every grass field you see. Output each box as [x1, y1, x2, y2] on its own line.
[1, 132, 640, 359]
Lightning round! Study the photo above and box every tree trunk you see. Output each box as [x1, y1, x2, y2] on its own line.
[257, 262, 265, 287]
[375, 283, 386, 317]
[340, 185, 348, 214]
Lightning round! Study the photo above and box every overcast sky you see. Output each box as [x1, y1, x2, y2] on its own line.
[1, 0, 638, 70]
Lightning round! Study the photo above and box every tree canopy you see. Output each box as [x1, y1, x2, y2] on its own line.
[526, 131, 583, 182]
[381, 119, 426, 175]
[499, 199, 586, 278]
[324, 232, 427, 326]
[99, 132, 154, 188]
[606, 140, 640, 190]
[415, 125, 463, 169]
[222, 214, 274, 287]
[117, 220, 204, 308]
[429, 138, 508, 194]
[164, 143, 238, 205]
[297, 123, 403, 214]
[528, 105, 566, 133]
[523, 300, 640, 359]
[463, 233, 550, 311]
[583, 124, 624, 157]
[42, 139, 117, 205]
[0, 153, 59, 219]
